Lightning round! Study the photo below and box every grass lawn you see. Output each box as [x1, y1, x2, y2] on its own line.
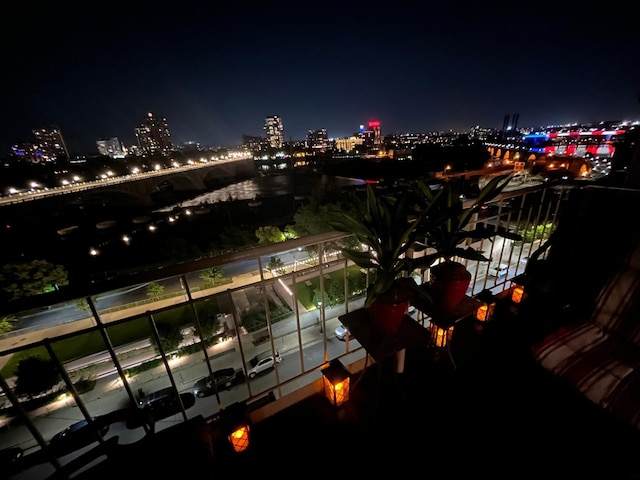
[294, 265, 366, 310]
[0, 305, 194, 378]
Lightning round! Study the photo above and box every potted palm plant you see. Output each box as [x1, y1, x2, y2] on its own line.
[410, 173, 522, 311]
[327, 184, 431, 333]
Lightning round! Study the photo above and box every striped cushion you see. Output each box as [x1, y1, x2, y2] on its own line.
[531, 240, 640, 430]
[604, 370, 640, 429]
[591, 265, 640, 341]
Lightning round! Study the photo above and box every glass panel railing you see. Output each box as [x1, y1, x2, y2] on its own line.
[0, 349, 55, 478]
[93, 275, 189, 323]
[184, 262, 239, 299]
[0, 182, 571, 476]
[6, 297, 98, 349]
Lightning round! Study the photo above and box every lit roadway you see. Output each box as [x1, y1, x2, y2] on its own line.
[0, 299, 363, 470]
[0, 154, 251, 207]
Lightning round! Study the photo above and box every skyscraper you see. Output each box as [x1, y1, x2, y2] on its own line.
[32, 126, 69, 161]
[264, 115, 284, 149]
[135, 112, 173, 156]
[369, 120, 381, 146]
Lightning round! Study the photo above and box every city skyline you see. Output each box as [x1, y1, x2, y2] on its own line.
[2, 2, 639, 155]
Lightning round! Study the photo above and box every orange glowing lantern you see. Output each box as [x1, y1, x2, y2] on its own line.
[222, 402, 251, 453]
[475, 289, 496, 322]
[321, 359, 350, 407]
[228, 424, 250, 453]
[511, 285, 525, 304]
[431, 324, 454, 348]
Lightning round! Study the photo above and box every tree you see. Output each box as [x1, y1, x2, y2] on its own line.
[283, 224, 298, 239]
[199, 314, 222, 339]
[255, 225, 285, 244]
[150, 323, 184, 354]
[0, 259, 69, 301]
[13, 356, 61, 398]
[266, 256, 284, 273]
[516, 222, 554, 244]
[146, 281, 165, 299]
[311, 288, 331, 310]
[0, 315, 17, 335]
[75, 298, 90, 311]
[199, 267, 224, 287]
[155, 237, 202, 262]
[326, 281, 345, 307]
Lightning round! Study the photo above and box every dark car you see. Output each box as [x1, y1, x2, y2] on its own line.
[48, 416, 109, 457]
[192, 367, 246, 397]
[0, 446, 23, 465]
[136, 387, 196, 423]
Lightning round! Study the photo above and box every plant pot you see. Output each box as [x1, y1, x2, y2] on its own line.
[429, 261, 472, 312]
[368, 289, 410, 333]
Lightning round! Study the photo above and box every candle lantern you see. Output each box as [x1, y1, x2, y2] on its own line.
[511, 285, 524, 304]
[222, 402, 251, 453]
[431, 324, 454, 348]
[509, 274, 528, 305]
[475, 289, 497, 322]
[321, 359, 350, 407]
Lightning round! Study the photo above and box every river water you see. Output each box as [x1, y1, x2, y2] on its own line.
[153, 171, 366, 212]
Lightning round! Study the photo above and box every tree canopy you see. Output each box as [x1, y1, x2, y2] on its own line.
[13, 356, 61, 398]
[0, 259, 68, 301]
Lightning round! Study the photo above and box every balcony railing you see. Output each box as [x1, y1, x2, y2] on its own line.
[0, 181, 572, 477]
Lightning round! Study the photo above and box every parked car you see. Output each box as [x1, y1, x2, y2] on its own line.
[0, 446, 23, 465]
[48, 416, 109, 457]
[247, 351, 282, 378]
[137, 386, 196, 422]
[488, 263, 509, 277]
[334, 324, 353, 341]
[192, 367, 246, 397]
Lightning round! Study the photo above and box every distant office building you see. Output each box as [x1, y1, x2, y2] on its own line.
[264, 115, 284, 149]
[175, 141, 203, 153]
[369, 120, 381, 146]
[358, 129, 375, 148]
[135, 112, 173, 156]
[10, 143, 41, 164]
[96, 137, 126, 158]
[306, 128, 330, 151]
[242, 135, 264, 152]
[334, 136, 363, 153]
[469, 126, 497, 142]
[32, 126, 69, 161]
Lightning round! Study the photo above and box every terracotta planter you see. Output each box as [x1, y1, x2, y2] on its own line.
[429, 261, 472, 312]
[368, 289, 410, 333]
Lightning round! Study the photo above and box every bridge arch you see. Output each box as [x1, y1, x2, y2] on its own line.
[152, 174, 200, 192]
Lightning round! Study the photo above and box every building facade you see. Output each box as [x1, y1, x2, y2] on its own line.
[135, 112, 173, 156]
[96, 137, 127, 158]
[306, 128, 330, 151]
[264, 115, 284, 149]
[31, 126, 69, 161]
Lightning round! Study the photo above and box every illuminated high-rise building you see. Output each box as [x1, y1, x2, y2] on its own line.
[32, 126, 69, 161]
[306, 128, 329, 151]
[96, 137, 126, 158]
[369, 120, 381, 146]
[264, 115, 284, 149]
[135, 112, 173, 156]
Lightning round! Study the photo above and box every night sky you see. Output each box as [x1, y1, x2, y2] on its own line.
[2, 1, 639, 156]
